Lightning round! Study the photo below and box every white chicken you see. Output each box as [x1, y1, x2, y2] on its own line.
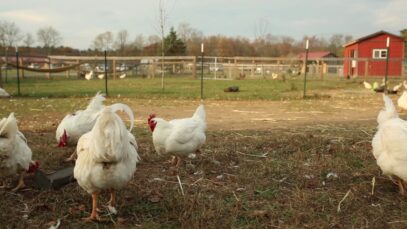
[98, 74, 104, 79]
[74, 103, 139, 221]
[0, 113, 39, 191]
[85, 71, 93, 80]
[56, 92, 105, 148]
[119, 73, 126, 79]
[148, 104, 206, 167]
[403, 80, 407, 90]
[363, 81, 372, 90]
[397, 91, 407, 111]
[0, 88, 10, 97]
[372, 95, 407, 195]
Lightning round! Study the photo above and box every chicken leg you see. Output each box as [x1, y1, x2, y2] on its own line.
[83, 192, 100, 221]
[11, 171, 26, 192]
[399, 178, 406, 196]
[65, 150, 77, 162]
[108, 189, 116, 207]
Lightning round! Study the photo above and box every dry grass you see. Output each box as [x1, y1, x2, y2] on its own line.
[1, 119, 407, 228]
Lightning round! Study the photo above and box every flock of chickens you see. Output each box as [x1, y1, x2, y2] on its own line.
[84, 71, 126, 80]
[3, 80, 407, 222]
[0, 92, 206, 221]
[364, 80, 407, 111]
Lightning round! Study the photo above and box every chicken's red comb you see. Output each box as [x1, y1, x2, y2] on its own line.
[148, 114, 156, 121]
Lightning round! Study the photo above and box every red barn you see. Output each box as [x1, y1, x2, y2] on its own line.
[343, 31, 405, 78]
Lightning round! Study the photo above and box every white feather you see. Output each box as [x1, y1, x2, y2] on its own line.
[85, 71, 93, 80]
[398, 91, 407, 111]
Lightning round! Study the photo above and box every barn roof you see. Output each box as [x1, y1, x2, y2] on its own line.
[297, 51, 337, 59]
[343, 30, 404, 47]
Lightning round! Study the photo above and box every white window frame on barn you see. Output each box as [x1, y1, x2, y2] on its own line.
[372, 49, 387, 59]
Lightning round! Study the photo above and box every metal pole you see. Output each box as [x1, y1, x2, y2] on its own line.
[104, 50, 108, 96]
[201, 43, 204, 100]
[303, 40, 309, 99]
[15, 47, 20, 96]
[384, 37, 390, 94]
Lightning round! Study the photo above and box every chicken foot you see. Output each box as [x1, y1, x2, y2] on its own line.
[108, 189, 116, 207]
[11, 171, 26, 192]
[83, 192, 100, 221]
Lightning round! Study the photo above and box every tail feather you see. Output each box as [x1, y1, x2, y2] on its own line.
[192, 104, 206, 121]
[109, 103, 134, 131]
[377, 94, 399, 124]
[0, 113, 17, 140]
[86, 92, 106, 111]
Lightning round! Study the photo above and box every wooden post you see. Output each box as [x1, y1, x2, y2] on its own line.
[76, 60, 80, 78]
[112, 59, 116, 79]
[192, 56, 197, 78]
[251, 59, 255, 78]
[19, 57, 24, 79]
[234, 57, 237, 79]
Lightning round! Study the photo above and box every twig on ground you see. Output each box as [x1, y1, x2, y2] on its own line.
[177, 175, 185, 196]
[337, 189, 352, 213]
[388, 220, 407, 224]
[232, 191, 239, 202]
[236, 151, 268, 158]
[371, 176, 376, 195]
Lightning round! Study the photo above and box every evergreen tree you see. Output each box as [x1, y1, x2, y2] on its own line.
[164, 27, 186, 56]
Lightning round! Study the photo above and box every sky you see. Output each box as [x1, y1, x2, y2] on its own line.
[0, 0, 406, 49]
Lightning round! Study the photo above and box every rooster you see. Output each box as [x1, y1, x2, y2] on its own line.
[148, 104, 206, 168]
[372, 95, 407, 195]
[0, 113, 39, 191]
[74, 103, 139, 221]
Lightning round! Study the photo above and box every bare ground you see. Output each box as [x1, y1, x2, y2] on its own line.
[1, 92, 407, 228]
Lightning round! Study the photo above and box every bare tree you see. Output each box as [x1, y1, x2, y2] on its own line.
[254, 18, 269, 40]
[156, 0, 169, 88]
[133, 34, 145, 50]
[0, 20, 22, 48]
[92, 31, 114, 52]
[114, 30, 129, 55]
[37, 26, 62, 54]
[23, 33, 35, 48]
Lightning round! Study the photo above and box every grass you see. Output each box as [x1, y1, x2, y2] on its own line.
[0, 74, 363, 100]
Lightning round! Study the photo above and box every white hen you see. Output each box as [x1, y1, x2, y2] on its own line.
[148, 104, 206, 167]
[0, 113, 39, 191]
[74, 103, 139, 221]
[56, 92, 106, 148]
[372, 95, 407, 195]
[119, 73, 126, 79]
[98, 74, 104, 79]
[85, 71, 93, 80]
[397, 91, 407, 111]
[0, 88, 10, 97]
[363, 81, 372, 90]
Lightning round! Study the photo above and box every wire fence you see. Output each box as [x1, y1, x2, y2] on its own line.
[0, 54, 406, 98]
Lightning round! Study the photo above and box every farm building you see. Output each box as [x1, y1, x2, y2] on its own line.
[343, 31, 405, 78]
[297, 52, 340, 76]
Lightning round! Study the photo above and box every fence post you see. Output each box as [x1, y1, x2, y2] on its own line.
[201, 43, 204, 100]
[104, 50, 108, 96]
[192, 56, 197, 78]
[15, 47, 20, 96]
[303, 40, 309, 99]
[384, 37, 390, 94]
